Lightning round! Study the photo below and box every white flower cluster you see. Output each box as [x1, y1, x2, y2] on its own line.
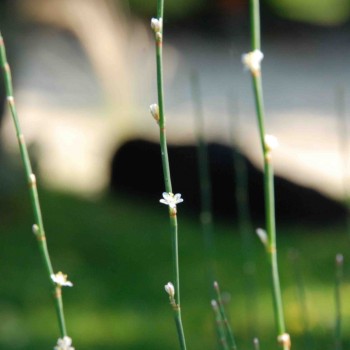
[242, 49, 264, 75]
[151, 18, 163, 33]
[159, 192, 183, 209]
[51, 272, 73, 287]
[54, 336, 74, 350]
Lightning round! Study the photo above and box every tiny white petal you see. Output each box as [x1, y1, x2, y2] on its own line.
[162, 192, 172, 200]
[174, 193, 183, 203]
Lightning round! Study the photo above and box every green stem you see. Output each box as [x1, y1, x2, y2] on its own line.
[212, 300, 230, 350]
[253, 338, 260, 350]
[0, 32, 68, 338]
[155, 0, 171, 194]
[153, 2, 187, 349]
[214, 282, 237, 350]
[335, 254, 343, 350]
[288, 250, 312, 349]
[191, 71, 215, 283]
[250, 0, 260, 50]
[248, 1, 288, 349]
[228, 97, 258, 338]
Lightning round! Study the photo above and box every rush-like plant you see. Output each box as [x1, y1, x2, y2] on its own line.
[243, 1, 290, 348]
[150, 1, 187, 349]
[0, 32, 73, 349]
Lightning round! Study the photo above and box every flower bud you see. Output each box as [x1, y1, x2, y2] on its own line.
[242, 49, 264, 75]
[150, 103, 159, 122]
[277, 333, 291, 348]
[164, 282, 175, 297]
[32, 224, 40, 235]
[151, 18, 162, 33]
[256, 228, 268, 247]
[264, 134, 279, 152]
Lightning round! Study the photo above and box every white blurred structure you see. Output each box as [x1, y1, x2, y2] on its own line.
[1, 0, 350, 200]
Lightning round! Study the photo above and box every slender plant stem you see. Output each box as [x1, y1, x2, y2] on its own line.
[248, 1, 289, 348]
[335, 254, 343, 350]
[152, 2, 187, 349]
[228, 96, 258, 338]
[190, 71, 215, 283]
[0, 32, 68, 338]
[214, 282, 237, 350]
[155, 0, 171, 194]
[288, 249, 312, 349]
[212, 300, 230, 350]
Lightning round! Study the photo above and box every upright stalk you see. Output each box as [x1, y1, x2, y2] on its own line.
[334, 254, 344, 350]
[214, 281, 237, 350]
[245, 1, 289, 348]
[288, 249, 312, 349]
[151, 2, 187, 349]
[211, 299, 230, 350]
[0, 32, 68, 338]
[228, 96, 258, 337]
[190, 72, 215, 284]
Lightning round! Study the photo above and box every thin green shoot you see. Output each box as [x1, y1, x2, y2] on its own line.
[0, 32, 71, 341]
[245, 0, 289, 348]
[150, 1, 187, 348]
[213, 281, 237, 350]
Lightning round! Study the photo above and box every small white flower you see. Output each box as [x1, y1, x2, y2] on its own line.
[164, 282, 175, 297]
[151, 18, 163, 33]
[277, 333, 291, 347]
[150, 103, 159, 122]
[159, 192, 183, 209]
[264, 134, 279, 151]
[256, 228, 268, 247]
[242, 49, 264, 74]
[51, 272, 73, 287]
[54, 336, 74, 350]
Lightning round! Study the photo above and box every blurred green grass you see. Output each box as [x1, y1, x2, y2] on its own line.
[0, 188, 349, 349]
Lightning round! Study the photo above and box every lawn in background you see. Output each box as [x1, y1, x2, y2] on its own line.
[0, 187, 349, 350]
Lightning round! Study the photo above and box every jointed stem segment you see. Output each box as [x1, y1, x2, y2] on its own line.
[152, 1, 187, 349]
[248, 1, 289, 348]
[0, 32, 68, 338]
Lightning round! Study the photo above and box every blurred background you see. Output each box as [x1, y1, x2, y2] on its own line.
[1, 0, 350, 349]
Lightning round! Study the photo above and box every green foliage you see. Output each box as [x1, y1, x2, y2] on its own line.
[266, 0, 350, 25]
[0, 189, 349, 349]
